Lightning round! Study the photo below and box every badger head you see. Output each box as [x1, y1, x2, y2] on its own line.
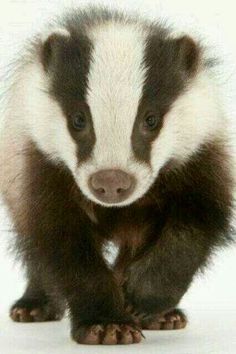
[20, 13, 222, 207]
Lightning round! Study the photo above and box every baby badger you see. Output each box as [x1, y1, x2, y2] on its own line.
[0, 7, 234, 345]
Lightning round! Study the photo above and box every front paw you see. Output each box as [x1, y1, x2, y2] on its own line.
[126, 306, 187, 331]
[10, 296, 64, 323]
[72, 323, 143, 345]
[142, 309, 187, 330]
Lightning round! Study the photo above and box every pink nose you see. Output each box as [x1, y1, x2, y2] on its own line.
[89, 169, 135, 204]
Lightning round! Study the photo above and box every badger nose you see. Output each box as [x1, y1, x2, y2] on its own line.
[89, 169, 135, 204]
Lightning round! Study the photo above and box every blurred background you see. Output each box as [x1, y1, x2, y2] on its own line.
[0, 1, 236, 353]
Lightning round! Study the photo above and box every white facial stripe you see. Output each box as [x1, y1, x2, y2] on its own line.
[7, 62, 78, 174]
[150, 71, 223, 173]
[86, 23, 147, 167]
[73, 23, 155, 206]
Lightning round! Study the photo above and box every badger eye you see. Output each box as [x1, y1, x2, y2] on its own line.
[72, 113, 86, 130]
[144, 114, 158, 130]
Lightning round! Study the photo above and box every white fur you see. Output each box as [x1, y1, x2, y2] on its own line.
[74, 22, 153, 206]
[41, 27, 71, 44]
[2, 62, 78, 175]
[1, 22, 226, 208]
[150, 70, 224, 176]
[102, 241, 120, 267]
[86, 22, 147, 170]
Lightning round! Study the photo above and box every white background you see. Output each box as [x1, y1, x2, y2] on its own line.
[0, 1, 236, 353]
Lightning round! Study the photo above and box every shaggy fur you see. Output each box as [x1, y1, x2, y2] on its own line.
[0, 7, 234, 345]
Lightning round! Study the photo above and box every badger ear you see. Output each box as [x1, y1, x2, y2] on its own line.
[40, 28, 71, 72]
[172, 35, 200, 76]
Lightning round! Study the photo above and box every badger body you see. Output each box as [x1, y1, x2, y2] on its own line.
[0, 8, 234, 345]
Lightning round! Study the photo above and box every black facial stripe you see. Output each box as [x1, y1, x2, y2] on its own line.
[40, 10, 200, 167]
[42, 8, 142, 165]
[42, 28, 96, 163]
[132, 29, 200, 164]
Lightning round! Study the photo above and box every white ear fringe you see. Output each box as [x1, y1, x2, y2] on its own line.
[41, 27, 70, 44]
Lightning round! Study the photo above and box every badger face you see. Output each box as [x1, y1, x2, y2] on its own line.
[21, 16, 221, 207]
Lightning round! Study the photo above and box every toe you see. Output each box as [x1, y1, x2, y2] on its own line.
[132, 328, 143, 343]
[175, 319, 187, 329]
[10, 308, 33, 322]
[103, 325, 119, 345]
[30, 308, 45, 322]
[86, 325, 103, 345]
[74, 325, 104, 345]
[119, 325, 134, 344]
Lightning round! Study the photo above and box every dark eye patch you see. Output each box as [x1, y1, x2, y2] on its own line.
[41, 30, 96, 164]
[132, 101, 164, 163]
[132, 31, 200, 164]
[63, 101, 96, 163]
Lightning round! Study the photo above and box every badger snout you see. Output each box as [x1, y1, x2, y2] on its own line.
[89, 169, 135, 204]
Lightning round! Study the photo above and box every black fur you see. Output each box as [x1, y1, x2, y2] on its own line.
[1, 7, 234, 346]
[3, 138, 233, 344]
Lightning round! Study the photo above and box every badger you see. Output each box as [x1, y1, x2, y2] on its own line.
[0, 7, 234, 345]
